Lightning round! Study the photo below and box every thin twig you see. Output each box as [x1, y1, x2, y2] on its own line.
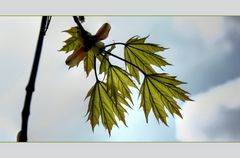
[103, 43, 126, 49]
[72, 16, 97, 51]
[94, 56, 99, 82]
[102, 49, 147, 76]
[73, 16, 87, 35]
[100, 53, 112, 66]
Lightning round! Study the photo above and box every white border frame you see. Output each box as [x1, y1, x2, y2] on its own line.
[1, 0, 240, 157]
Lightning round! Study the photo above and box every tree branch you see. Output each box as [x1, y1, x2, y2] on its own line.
[17, 16, 50, 142]
[44, 16, 52, 34]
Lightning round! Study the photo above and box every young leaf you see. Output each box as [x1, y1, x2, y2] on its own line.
[59, 27, 83, 52]
[99, 45, 115, 75]
[86, 82, 118, 135]
[139, 73, 191, 124]
[63, 27, 80, 36]
[59, 27, 86, 68]
[110, 91, 129, 126]
[107, 66, 138, 103]
[83, 48, 95, 76]
[124, 36, 170, 83]
[60, 25, 108, 70]
[149, 73, 191, 101]
[112, 100, 128, 126]
[84, 42, 104, 76]
[99, 54, 110, 75]
[126, 36, 167, 53]
[140, 78, 168, 124]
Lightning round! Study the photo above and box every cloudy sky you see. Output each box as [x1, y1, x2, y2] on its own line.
[0, 16, 240, 142]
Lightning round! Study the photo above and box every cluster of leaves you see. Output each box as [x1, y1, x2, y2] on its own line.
[60, 24, 191, 135]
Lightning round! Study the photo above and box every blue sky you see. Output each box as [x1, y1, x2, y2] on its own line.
[0, 16, 240, 141]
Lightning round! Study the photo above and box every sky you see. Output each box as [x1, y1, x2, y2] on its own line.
[0, 16, 240, 142]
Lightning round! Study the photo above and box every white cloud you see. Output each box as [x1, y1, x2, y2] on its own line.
[176, 77, 240, 141]
[172, 17, 225, 43]
[171, 17, 235, 65]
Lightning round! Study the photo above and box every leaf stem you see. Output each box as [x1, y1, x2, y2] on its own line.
[102, 49, 147, 76]
[73, 16, 87, 35]
[100, 53, 112, 66]
[94, 56, 99, 82]
[103, 43, 126, 49]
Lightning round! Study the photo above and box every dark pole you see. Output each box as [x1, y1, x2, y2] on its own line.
[17, 16, 50, 142]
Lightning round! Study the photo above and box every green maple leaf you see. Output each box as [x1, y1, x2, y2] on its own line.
[59, 27, 83, 52]
[60, 27, 106, 75]
[99, 45, 115, 75]
[110, 91, 131, 126]
[106, 65, 137, 103]
[86, 82, 118, 135]
[124, 36, 170, 83]
[139, 73, 192, 124]
[84, 42, 104, 76]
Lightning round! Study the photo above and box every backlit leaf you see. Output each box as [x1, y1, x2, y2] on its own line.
[59, 27, 83, 52]
[126, 36, 167, 53]
[83, 48, 95, 76]
[99, 45, 115, 75]
[124, 36, 170, 83]
[84, 42, 104, 76]
[139, 73, 191, 125]
[111, 98, 128, 126]
[107, 66, 138, 103]
[86, 82, 118, 135]
[110, 91, 130, 126]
